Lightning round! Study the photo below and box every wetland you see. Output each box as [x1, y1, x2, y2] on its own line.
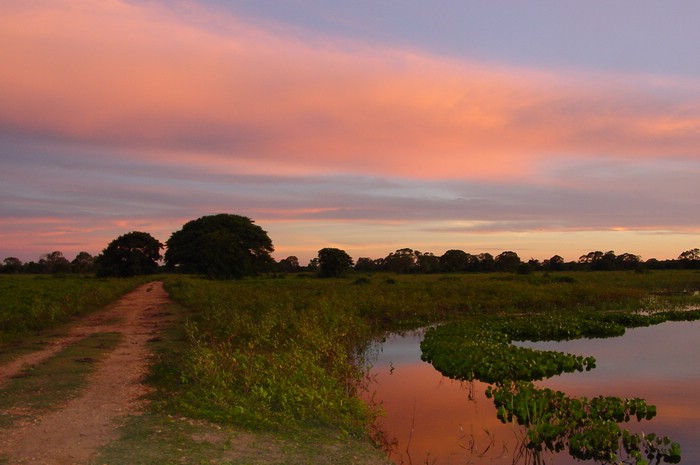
[370, 317, 700, 464]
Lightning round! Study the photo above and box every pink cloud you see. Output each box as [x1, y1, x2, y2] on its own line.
[0, 215, 174, 262]
[2, 0, 699, 182]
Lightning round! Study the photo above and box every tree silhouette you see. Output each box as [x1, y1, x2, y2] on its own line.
[96, 231, 163, 277]
[165, 214, 274, 279]
[317, 248, 354, 277]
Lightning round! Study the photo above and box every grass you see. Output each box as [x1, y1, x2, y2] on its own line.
[0, 274, 153, 344]
[96, 412, 391, 465]
[0, 331, 122, 429]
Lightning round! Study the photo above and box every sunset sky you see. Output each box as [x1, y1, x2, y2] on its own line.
[2, 0, 699, 264]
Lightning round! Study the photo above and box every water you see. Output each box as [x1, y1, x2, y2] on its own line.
[368, 320, 700, 464]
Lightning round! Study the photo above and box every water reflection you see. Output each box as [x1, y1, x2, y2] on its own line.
[368, 321, 700, 464]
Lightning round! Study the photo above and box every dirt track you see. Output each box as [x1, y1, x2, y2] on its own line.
[0, 281, 174, 465]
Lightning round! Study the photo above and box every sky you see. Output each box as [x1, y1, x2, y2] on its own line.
[2, 0, 699, 265]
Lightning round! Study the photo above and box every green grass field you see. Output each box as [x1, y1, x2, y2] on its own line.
[0, 274, 153, 343]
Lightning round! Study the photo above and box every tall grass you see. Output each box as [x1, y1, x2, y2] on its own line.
[162, 277, 375, 433]
[160, 271, 700, 433]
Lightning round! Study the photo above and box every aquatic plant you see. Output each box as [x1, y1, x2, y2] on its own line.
[420, 311, 699, 464]
[486, 382, 680, 464]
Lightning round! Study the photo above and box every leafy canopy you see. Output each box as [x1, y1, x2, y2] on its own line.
[317, 247, 354, 277]
[95, 231, 163, 277]
[165, 214, 274, 279]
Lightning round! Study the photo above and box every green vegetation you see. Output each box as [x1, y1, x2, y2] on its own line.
[158, 277, 375, 433]
[165, 214, 275, 279]
[486, 382, 681, 465]
[1, 270, 699, 464]
[156, 271, 699, 434]
[421, 309, 700, 383]
[317, 247, 355, 277]
[421, 306, 700, 464]
[96, 412, 389, 465]
[0, 274, 152, 343]
[95, 231, 163, 277]
[0, 331, 121, 429]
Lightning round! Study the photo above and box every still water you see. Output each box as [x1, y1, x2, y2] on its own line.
[368, 320, 700, 464]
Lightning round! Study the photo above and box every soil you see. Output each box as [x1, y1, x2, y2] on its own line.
[0, 281, 175, 465]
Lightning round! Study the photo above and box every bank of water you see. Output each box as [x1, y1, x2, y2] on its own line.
[368, 320, 700, 464]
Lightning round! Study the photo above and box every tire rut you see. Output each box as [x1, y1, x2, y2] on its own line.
[0, 281, 175, 465]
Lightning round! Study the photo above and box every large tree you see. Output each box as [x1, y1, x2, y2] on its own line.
[440, 249, 470, 272]
[165, 214, 274, 279]
[96, 231, 163, 277]
[317, 247, 354, 277]
[495, 251, 521, 273]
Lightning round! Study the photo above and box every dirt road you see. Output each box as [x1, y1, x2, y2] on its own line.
[0, 281, 174, 465]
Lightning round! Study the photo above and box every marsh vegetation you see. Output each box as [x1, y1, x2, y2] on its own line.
[1, 270, 699, 464]
[151, 270, 700, 463]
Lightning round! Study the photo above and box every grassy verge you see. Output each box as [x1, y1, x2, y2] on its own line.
[97, 412, 390, 465]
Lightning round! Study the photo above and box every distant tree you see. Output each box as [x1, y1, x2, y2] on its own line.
[307, 257, 320, 271]
[579, 251, 604, 265]
[42, 250, 71, 274]
[384, 248, 418, 274]
[278, 256, 300, 273]
[372, 257, 386, 270]
[440, 249, 470, 272]
[645, 258, 664, 270]
[23, 261, 44, 274]
[354, 257, 377, 272]
[165, 214, 274, 279]
[317, 248, 354, 277]
[416, 251, 440, 273]
[1, 257, 23, 274]
[579, 250, 618, 270]
[71, 251, 95, 273]
[679, 248, 700, 261]
[478, 253, 496, 272]
[616, 252, 641, 270]
[543, 255, 565, 271]
[495, 251, 521, 273]
[594, 251, 618, 271]
[96, 231, 163, 277]
[678, 248, 700, 269]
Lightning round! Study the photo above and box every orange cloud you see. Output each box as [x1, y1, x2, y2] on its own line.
[2, 0, 699, 183]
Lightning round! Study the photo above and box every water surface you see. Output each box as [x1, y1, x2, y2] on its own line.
[369, 320, 700, 464]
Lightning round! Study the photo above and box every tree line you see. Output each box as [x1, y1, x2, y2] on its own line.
[2, 213, 699, 278]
